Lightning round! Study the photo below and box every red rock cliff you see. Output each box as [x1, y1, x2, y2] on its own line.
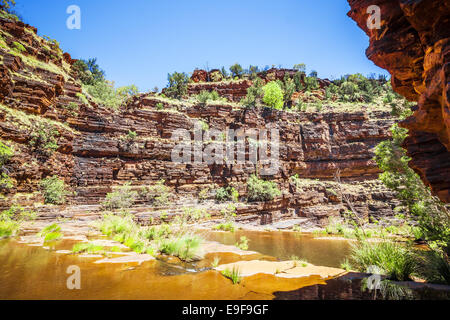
[347, 0, 450, 203]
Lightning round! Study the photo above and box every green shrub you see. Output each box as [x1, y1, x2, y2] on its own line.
[44, 232, 63, 242]
[262, 81, 284, 110]
[416, 249, 450, 285]
[38, 223, 63, 242]
[235, 236, 249, 250]
[40, 176, 70, 205]
[304, 76, 319, 91]
[139, 180, 170, 207]
[214, 222, 235, 232]
[84, 81, 122, 109]
[72, 58, 105, 86]
[229, 63, 243, 78]
[247, 174, 281, 202]
[0, 141, 13, 166]
[103, 182, 138, 210]
[29, 123, 59, 156]
[1, 205, 36, 221]
[165, 72, 189, 99]
[12, 41, 25, 53]
[375, 124, 450, 251]
[0, 219, 19, 238]
[196, 90, 221, 104]
[349, 240, 417, 281]
[156, 102, 164, 110]
[215, 186, 239, 202]
[240, 77, 264, 108]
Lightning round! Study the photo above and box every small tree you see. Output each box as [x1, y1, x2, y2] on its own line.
[165, 72, 189, 99]
[247, 174, 281, 202]
[262, 81, 284, 110]
[40, 176, 71, 205]
[240, 77, 265, 108]
[72, 58, 105, 86]
[229, 63, 243, 79]
[293, 63, 306, 74]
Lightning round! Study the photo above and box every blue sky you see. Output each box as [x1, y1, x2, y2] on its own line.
[13, 0, 388, 92]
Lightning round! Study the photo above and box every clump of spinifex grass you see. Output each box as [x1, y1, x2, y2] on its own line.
[0, 219, 20, 238]
[38, 223, 63, 242]
[72, 242, 105, 254]
[349, 240, 417, 281]
[221, 267, 242, 284]
[93, 213, 203, 261]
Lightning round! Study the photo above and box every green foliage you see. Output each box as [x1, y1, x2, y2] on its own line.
[83, 81, 123, 109]
[139, 180, 170, 207]
[374, 124, 450, 251]
[262, 81, 284, 110]
[72, 242, 105, 254]
[196, 90, 221, 104]
[293, 63, 306, 73]
[12, 41, 25, 53]
[229, 63, 243, 78]
[293, 72, 305, 91]
[125, 130, 137, 141]
[240, 77, 264, 108]
[165, 72, 189, 99]
[74, 59, 137, 109]
[103, 182, 138, 210]
[40, 176, 70, 205]
[0, 141, 13, 192]
[38, 223, 63, 242]
[0, 219, 19, 238]
[159, 235, 202, 261]
[349, 240, 417, 281]
[276, 75, 296, 108]
[211, 256, 221, 268]
[44, 231, 63, 242]
[416, 249, 450, 285]
[0, 204, 36, 221]
[247, 174, 281, 202]
[304, 76, 319, 91]
[156, 102, 164, 110]
[215, 186, 239, 202]
[235, 236, 249, 250]
[72, 58, 105, 86]
[29, 122, 59, 156]
[214, 222, 235, 232]
[221, 267, 242, 284]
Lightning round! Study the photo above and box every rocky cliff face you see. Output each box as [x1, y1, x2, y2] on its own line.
[347, 0, 450, 203]
[0, 15, 399, 225]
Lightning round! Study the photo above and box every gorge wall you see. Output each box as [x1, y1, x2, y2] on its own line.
[0, 15, 399, 225]
[347, 0, 450, 203]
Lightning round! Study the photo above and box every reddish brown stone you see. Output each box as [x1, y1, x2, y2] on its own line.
[347, 0, 450, 203]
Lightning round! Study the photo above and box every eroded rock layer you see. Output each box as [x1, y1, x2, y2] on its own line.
[0, 15, 399, 225]
[347, 0, 450, 202]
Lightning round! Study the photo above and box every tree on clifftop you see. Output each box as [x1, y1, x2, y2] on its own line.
[229, 63, 243, 79]
[165, 72, 190, 99]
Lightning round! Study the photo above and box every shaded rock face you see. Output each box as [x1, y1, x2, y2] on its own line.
[347, 0, 450, 202]
[0, 15, 399, 224]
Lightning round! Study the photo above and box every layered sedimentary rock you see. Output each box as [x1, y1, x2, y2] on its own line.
[0, 15, 399, 225]
[347, 0, 450, 202]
